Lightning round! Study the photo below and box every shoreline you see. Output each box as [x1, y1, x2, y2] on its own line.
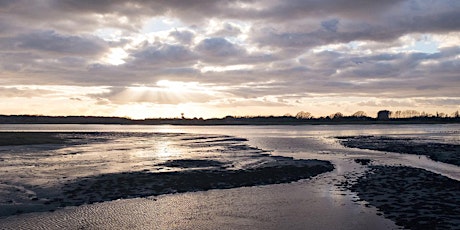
[1, 121, 459, 126]
[1, 114, 459, 126]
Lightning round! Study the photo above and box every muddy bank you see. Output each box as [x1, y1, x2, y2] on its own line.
[337, 135, 460, 166]
[0, 132, 65, 146]
[345, 165, 460, 229]
[3, 158, 333, 217]
[61, 159, 333, 206]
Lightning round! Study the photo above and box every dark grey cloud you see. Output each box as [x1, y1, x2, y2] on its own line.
[0, 18, 18, 35]
[195, 38, 244, 58]
[257, 0, 404, 20]
[51, 0, 239, 21]
[130, 43, 197, 67]
[250, 0, 460, 50]
[2, 0, 458, 34]
[169, 30, 195, 44]
[14, 30, 108, 56]
[211, 22, 243, 37]
[391, 0, 460, 32]
[321, 19, 339, 33]
[0, 30, 108, 56]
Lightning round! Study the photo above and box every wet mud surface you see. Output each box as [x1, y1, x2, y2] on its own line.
[59, 159, 332, 207]
[0, 132, 65, 146]
[337, 135, 460, 166]
[342, 165, 460, 229]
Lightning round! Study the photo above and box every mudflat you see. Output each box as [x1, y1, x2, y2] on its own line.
[344, 165, 460, 229]
[0, 132, 65, 146]
[337, 135, 460, 166]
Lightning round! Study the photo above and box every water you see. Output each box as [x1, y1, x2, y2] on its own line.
[0, 124, 459, 229]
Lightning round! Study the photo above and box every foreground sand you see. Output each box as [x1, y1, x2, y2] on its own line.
[346, 165, 460, 229]
[336, 135, 460, 229]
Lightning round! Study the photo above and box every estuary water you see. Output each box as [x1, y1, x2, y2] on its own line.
[0, 124, 459, 229]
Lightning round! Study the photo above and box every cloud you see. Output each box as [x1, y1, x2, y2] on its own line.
[321, 19, 339, 33]
[130, 43, 196, 67]
[169, 30, 195, 44]
[16, 30, 108, 56]
[0, 0, 459, 117]
[211, 22, 243, 37]
[94, 85, 226, 105]
[195, 38, 244, 58]
[2, 1, 458, 35]
[250, 1, 460, 51]
[0, 86, 54, 98]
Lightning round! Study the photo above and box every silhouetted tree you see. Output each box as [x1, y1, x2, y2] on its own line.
[391, 110, 402, 118]
[330, 112, 343, 120]
[295, 111, 312, 119]
[420, 111, 430, 117]
[391, 110, 422, 118]
[352, 111, 367, 117]
[405, 110, 420, 117]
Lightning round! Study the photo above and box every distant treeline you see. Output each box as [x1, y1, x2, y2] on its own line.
[0, 110, 459, 125]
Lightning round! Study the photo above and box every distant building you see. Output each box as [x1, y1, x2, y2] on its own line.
[377, 110, 391, 120]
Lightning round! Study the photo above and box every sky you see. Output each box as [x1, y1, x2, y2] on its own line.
[0, 0, 459, 119]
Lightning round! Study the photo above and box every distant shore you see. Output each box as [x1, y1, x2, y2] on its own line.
[1, 114, 459, 126]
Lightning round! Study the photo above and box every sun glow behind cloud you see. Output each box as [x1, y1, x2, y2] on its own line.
[102, 48, 129, 65]
[104, 80, 236, 118]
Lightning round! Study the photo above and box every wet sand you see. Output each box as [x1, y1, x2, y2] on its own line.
[345, 165, 460, 229]
[56, 158, 333, 210]
[336, 135, 460, 229]
[0, 132, 65, 146]
[337, 135, 460, 166]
